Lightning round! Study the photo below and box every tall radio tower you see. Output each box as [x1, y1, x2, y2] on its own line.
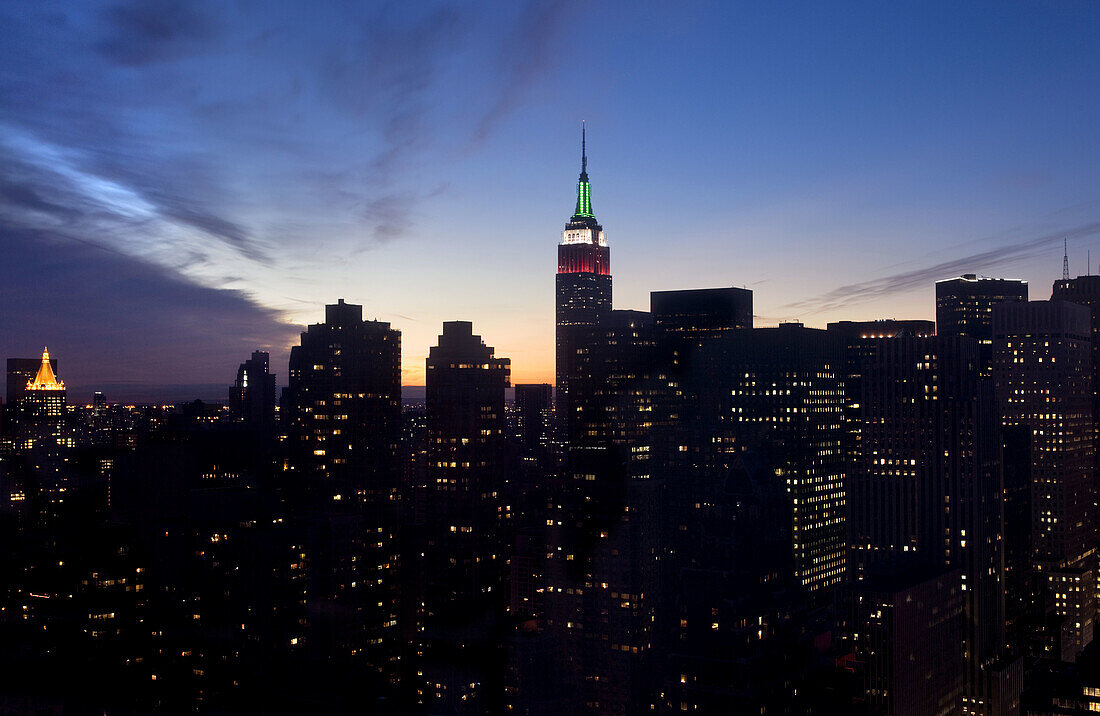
[1063, 238, 1070, 281]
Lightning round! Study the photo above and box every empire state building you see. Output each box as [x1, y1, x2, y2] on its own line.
[555, 124, 611, 427]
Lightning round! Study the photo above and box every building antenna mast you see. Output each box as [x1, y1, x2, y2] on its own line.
[1063, 238, 1070, 281]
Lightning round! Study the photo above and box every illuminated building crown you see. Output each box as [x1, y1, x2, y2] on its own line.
[27, 347, 64, 391]
[572, 122, 596, 223]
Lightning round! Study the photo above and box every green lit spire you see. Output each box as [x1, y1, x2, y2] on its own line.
[573, 122, 594, 219]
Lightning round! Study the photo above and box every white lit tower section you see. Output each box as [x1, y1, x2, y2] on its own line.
[555, 124, 611, 430]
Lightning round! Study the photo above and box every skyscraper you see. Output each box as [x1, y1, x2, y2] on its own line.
[5, 354, 58, 436]
[545, 309, 666, 715]
[419, 321, 511, 713]
[513, 383, 553, 456]
[937, 274, 1028, 377]
[994, 299, 1095, 662]
[689, 324, 848, 596]
[282, 299, 404, 695]
[14, 348, 71, 520]
[1052, 274, 1100, 474]
[229, 350, 276, 432]
[826, 320, 937, 516]
[17, 347, 67, 453]
[848, 566, 966, 716]
[847, 334, 1008, 709]
[650, 286, 753, 340]
[556, 125, 611, 429]
[656, 324, 846, 710]
[284, 299, 401, 505]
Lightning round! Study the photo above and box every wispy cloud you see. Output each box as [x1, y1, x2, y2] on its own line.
[783, 222, 1100, 315]
[0, 128, 268, 269]
[96, 0, 219, 67]
[470, 0, 579, 145]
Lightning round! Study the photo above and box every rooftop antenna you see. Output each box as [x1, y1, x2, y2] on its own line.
[1063, 238, 1070, 281]
[581, 120, 587, 178]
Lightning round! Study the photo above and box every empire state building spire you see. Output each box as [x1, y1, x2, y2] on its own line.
[556, 122, 611, 432]
[573, 122, 594, 220]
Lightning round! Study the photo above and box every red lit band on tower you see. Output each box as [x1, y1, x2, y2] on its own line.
[558, 243, 610, 275]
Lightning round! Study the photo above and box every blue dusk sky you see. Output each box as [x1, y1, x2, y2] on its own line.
[2, 0, 1100, 399]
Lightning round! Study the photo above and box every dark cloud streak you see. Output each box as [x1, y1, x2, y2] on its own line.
[782, 222, 1100, 316]
[96, 0, 218, 67]
[471, 0, 579, 145]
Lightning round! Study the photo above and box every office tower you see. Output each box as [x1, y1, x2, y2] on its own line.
[937, 274, 1028, 376]
[229, 350, 276, 432]
[510, 384, 554, 624]
[656, 444, 812, 712]
[92, 391, 107, 427]
[5, 355, 58, 435]
[542, 309, 668, 714]
[7, 349, 70, 526]
[827, 320, 937, 509]
[1002, 424, 1034, 654]
[19, 348, 66, 445]
[419, 321, 511, 713]
[513, 383, 553, 456]
[1052, 275, 1100, 479]
[848, 334, 1009, 711]
[1021, 642, 1100, 713]
[556, 125, 611, 428]
[826, 319, 936, 342]
[282, 299, 403, 694]
[693, 324, 847, 596]
[284, 299, 401, 504]
[6, 355, 57, 405]
[848, 566, 966, 716]
[994, 300, 1095, 662]
[654, 324, 846, 711]
[650, 286, 753, 340]
[848, 335, 988, 569]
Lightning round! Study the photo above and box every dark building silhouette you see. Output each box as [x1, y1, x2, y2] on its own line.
[418, 321, 511, 713]
[544, 309, 668, 714]
[847, 334, 1009, 710]
[110, 425, 294, 712]
[282, 299, 404, 697]
[1002, 423, 1035, 658]
[937, 274, 1028, 377]
[514, 383, 553, 455]
[849, 565, 966, 716]
[654, 324, 847, 711]
[1021, 641, 1100, 714]
[6, 355, 57, 406]
[229, 350, 276, 432]
[650, 286, 752, 339]
[1052, 275, 1100, 481]
[994, 299, 1095, 663]
[556, 125, 611, 430]
[692, 324, 847, 596]
[827, 319, 937, 527]
[284, 299, 401, 505]
[5, 354, 58, 435]
[826, 319, 936, 342]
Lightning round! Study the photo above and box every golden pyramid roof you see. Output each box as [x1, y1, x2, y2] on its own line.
[27, 347, 64, 391]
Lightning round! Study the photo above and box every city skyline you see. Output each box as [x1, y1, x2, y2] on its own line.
[4, 1, 1100, 398]
[8, 4, 1100, 713]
